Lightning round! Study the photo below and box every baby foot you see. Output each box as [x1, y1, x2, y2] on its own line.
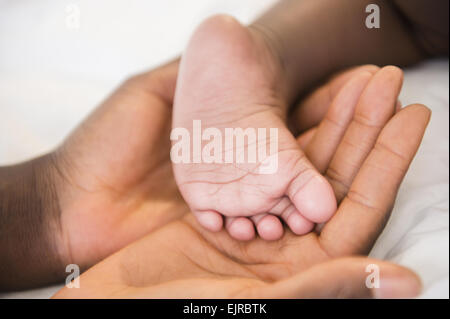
[172, 15, 336, 240]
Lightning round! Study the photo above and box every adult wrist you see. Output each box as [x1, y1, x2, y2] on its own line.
[0, 154, 67, 290]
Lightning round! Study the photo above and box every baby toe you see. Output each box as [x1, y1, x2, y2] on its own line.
[252, 214, 284, 241]
[225, 217, 255, 241]
[280, 206, 315, 235]
[193, 210, 223, 232]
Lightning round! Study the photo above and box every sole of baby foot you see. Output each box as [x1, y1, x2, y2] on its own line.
[174, 14, 336, 241]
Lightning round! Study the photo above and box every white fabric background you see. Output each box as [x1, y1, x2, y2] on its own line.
[0, 0, 448, 298]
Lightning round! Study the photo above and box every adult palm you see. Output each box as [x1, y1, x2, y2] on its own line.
[54, 64, 429, 298]
[52, 61, 188, 269]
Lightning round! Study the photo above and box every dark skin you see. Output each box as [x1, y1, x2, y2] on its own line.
[252, 0, 448, 131]
[0, 0, 447, 291]
[0, 155, 62, 288]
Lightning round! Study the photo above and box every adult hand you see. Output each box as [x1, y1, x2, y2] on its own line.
[54, 66, 430, 298]
[51, 60, 190, 270]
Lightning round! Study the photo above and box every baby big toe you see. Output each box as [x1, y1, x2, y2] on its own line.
[288, 173, 337, 223]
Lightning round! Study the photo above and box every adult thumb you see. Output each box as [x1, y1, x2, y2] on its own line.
[256, 257, 422, 299]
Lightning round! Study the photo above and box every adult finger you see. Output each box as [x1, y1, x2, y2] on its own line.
[325, 66, 403, 202]
[320, 104, 431, 256]
[296, 126, 317, 150]
[304, 71, 374, 173]
[289, 65, 379, 134]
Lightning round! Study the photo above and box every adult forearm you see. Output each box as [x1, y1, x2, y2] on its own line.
[0, 155, 65, 291]
[252, 0, 428, 101]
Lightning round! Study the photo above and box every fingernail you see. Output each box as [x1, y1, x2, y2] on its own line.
[374, 276, 422, 299]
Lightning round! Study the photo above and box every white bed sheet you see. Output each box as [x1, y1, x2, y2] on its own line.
[0, 0, 448, 298]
